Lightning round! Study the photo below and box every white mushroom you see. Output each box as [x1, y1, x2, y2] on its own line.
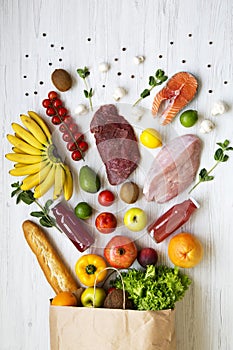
[74, 104, 88, 115]
[199, 119, 215, 134]
[133, 56, 145, 65]
[98, 62, 110, 72]
[113, 87, 127, 101]
[211, 101, 227, 116]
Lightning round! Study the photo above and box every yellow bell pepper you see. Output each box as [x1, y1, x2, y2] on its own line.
[75, 254, 107, 287]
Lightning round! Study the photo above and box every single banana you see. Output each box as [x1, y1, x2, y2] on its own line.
[14, 163, 27, 168]
[7, 134, 43, 156]
[9, 160, 48, 176]
[62, 164, 73, 201]
[33, 164, 56, 198]
[53, 164, 66, 200]
[20, 114, 48, 145]
[11, 122, 44, 150]
[12, 147, 26, 154]
[21, 162, 52, 191]
[5, 153, 45, 164]
[28, 111, 52, 141]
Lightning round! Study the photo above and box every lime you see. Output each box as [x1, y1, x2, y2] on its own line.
[140, 128, 162, 148]
[74, 202, 93, 220]
[180, 110, 198, 127]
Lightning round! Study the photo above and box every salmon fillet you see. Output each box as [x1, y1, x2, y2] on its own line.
[152, 72, 198, 125]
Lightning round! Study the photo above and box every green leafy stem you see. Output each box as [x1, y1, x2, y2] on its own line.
[11, 182, 62, 232]
[189, 140, 233, 194]
[133, 69, 168, 107]
[77, 67, 93, 111]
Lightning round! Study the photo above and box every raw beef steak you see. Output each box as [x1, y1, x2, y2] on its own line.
[90, 105, 140, 185]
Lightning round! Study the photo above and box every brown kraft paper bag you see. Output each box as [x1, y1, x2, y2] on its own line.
[49, 306, 176, 350]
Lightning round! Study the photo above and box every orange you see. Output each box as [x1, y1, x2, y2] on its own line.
[168, 232, 203, 268]
[51, 291, 78, 306]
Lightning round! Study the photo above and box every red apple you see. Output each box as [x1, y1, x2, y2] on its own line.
[104, 235, 137, 268]
[137, 247, 158, 268]
[95, 212, 117, 234]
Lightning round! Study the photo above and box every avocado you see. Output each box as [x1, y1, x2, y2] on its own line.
[79, 165, 101, 193]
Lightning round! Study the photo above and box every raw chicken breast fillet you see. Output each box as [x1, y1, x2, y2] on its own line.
[143, 134, 201, 203]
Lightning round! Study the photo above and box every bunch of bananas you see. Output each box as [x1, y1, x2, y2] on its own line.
[5, 111, 73, 200]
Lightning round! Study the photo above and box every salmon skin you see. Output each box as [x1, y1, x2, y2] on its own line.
[152, 72, 198, 125]
[143, 134, 201, 203]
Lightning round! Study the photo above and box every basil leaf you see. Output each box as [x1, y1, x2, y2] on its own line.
[223, 140, 230, 148]
[39, 217, 53, 228]
[30, 211, 44, 218]
[155, 69, 164, 78]
[214, 148, 224, 161]
[19, 191, 35, 205]
[45, 199, 53, 211]
[140, 89, 150, 98]
[149, 76, 155, 86]
[84, 90, 89, 98]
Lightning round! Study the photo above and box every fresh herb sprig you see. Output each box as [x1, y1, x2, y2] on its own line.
[11, 182, 61, 232]
[77, 67, 93, 111]
[133, 69, 168, 107]
[189, 140, 233, 194]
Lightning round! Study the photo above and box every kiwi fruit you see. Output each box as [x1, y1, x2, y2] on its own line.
[119, 182, 139, 204]
[51, 69, 72, 92]
[104, 289, 134, 309]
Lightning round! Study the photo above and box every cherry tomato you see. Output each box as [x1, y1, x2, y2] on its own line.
[72, 150, 82, 161]
[78, 141, 88, 152]
[74, 132, 84, 141]
[95, 212, 117, 234]
[62, 132, 72, 142]
[59, 124, 67, 133]
[42, 99, 51, 108]
[63, 116, 73, 125]
[58, 107, 67, 116]
[53, 99, 63, 108]
[46, 107, 56, 116]
[67, 141, 77, 151]
[98, 190, 115, 207]
[48, 91, 58, 100]
[69, 123, 79, 133]
[51, 116, 62, 125]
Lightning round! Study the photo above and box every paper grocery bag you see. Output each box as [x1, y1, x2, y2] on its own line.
[49, 306, 176, 350]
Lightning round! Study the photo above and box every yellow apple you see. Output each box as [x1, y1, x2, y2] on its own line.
[123, 208, 147, 232]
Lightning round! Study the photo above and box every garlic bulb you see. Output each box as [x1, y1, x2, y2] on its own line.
[133, 56, 145, 64]
[74, 104, 88, 115]
[113, 87, 127, 101]
[199, 119, 215, 134]
[211, 101, 227, 116]
[98, 62, 110, 72]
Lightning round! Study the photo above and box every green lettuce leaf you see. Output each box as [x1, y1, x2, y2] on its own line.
[111, 265, 191, 311]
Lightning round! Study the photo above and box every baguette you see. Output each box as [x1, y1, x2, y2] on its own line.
[22, 220, 83, 302]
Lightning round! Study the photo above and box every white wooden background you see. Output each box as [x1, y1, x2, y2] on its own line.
[1, 0, 233, 349]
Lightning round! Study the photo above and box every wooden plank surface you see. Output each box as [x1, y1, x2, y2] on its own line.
[1, 0, 233, 349]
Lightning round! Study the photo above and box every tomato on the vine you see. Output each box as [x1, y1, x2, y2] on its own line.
[78, 141, 88, 152]
[48, 91, 58, 100]
[72, 150, 82, 161]
[98, 190, 115, 207]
